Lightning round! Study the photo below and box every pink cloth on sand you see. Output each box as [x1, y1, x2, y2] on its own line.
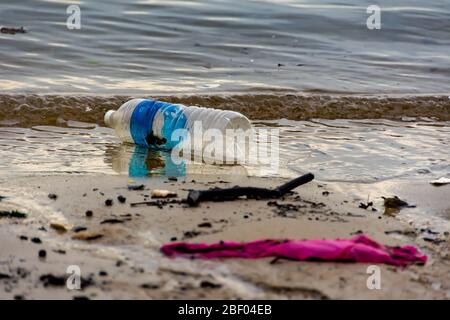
[161, 235, 427, 266]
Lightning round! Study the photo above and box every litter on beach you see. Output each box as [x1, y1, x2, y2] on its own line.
[430, 177, 450, 186]
[151, 189, 178, 199]
[0, 210, 27, 219]
[1, 0, 450, 301]
[187, 173, 314, 206]
[0, 26, 26, 34]
[161, 234, 427, 267]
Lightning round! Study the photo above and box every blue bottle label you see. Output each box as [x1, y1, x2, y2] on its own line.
[130, 99, 161, 147]
[130, 99, 187, 149]
[157, 103, 188, 150]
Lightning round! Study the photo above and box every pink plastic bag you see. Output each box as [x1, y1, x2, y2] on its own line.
[161, 235, 427, 266]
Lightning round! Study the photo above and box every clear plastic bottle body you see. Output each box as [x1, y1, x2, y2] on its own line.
[104, 99, 144, 144]
[105, 99, 253, 157]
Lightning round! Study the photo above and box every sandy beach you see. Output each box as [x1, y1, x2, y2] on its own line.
[1, 173, 449, 299]
[1, 0, 449, 302]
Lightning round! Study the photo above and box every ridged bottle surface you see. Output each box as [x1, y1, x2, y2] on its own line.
[105, 98, 252, 152]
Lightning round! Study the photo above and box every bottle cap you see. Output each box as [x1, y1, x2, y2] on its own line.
[104, 110, 115, 127]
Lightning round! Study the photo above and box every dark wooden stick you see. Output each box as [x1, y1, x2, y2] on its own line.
[187, 173, 314, 206]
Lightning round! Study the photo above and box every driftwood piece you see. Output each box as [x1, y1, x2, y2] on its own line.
[187, 173, 314, 206]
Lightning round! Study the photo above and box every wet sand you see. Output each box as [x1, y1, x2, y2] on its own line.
[1, 174, 449, 299]
[1, 94, 450, 128]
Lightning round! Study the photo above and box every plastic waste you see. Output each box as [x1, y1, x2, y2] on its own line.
[161, 234, 427, 267]
[104, 99, 252, 155]
[430, 177, 450, 186]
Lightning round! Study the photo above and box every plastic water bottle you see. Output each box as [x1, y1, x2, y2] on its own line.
[104, 99, 252, 154]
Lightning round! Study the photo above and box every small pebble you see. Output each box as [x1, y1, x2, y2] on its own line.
[38, 249, 47, 258]
[72, 226, 87, 233]
[48, 194, 58, 200]
[85, 210, 93, 217]
[128, 184, 145, 191]
[117, 195, 126, 203]
[200, 280, 222, 289]
[99, 271, 108, 277]
[141, 283, 160, 289]
[198, 222, 212, 228]
[31, 237, 42, 244]
[105, 199, 113, 206]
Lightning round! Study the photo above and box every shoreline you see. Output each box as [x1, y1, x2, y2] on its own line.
[1, 94, 449, 129]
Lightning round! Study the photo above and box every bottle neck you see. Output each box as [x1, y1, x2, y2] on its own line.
[104, 110, 116, 128]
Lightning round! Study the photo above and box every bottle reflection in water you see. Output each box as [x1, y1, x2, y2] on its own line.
[129, 146, 186, 178]
[107, 144, 248, 178]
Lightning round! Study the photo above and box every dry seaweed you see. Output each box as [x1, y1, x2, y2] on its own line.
[100, 218, 126, 224]
[40, 274, 94, 288]
[130, 199, 185, 208]
[0, 26, 26, 34]
[128, 184, 145, 191]
[383, 196, 415, 216]
[0, 210, 27, 218]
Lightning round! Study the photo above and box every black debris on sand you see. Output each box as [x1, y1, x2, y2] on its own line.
[100, 219, 126, 225]
[186, 173, 314, 206]
[48, 194, 58, 200]
[0, 210, 27, 219]
[128, 184, 145, 191]
[1, 26, 26, 34]
[40, 274, 94, 288]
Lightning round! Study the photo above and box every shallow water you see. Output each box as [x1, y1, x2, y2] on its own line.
[1, 0, 450, 94]
[1, 118, 449, 226]
[1, 119, 448, 183]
